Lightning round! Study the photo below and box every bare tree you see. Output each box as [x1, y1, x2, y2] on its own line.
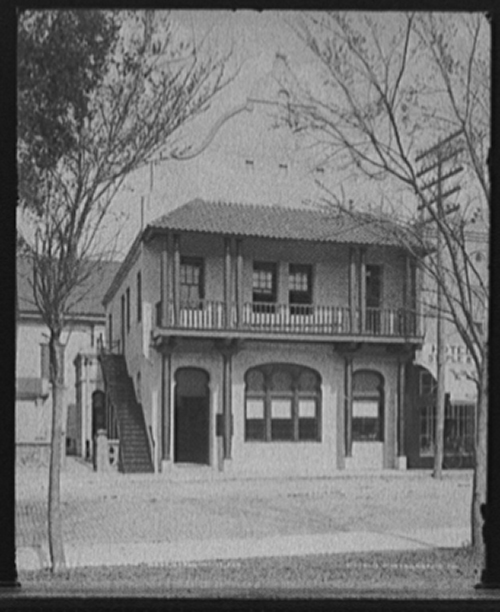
[17, 9, 233, 572]
[280, 11, 489, 564]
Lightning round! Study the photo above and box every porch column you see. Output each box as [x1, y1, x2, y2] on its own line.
[345, 355, 353, 457]
[223, 351, 232, 458]
[217, 339, 239, 461]
[236, 239, 243, 326]
[349, 247, 358, 333]
[160, 233, 171, 327]
[224, 237, 232, 328]
[397, 358, 406, 458]
[173, 234, 180, 326]
[359, 248, 366, 333]
[160, 339, 176, 464]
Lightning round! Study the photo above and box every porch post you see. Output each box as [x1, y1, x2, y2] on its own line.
[160, 233, 170, 327]
[397, 358, 406, 459]
[359, 248, 366, 333]
[217, 340, 239, 461]
[345, 355, 353, 457]
[160, 339, 176, 464]
[223, 351, 232, 458]
[224, 237, 232, 328]
[236, 239, 243, 326]
[173, 234, 180, 326]
[349, 248, 358, 332]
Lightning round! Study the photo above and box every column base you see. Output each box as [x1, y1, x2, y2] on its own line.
[395, 455, 407, 470]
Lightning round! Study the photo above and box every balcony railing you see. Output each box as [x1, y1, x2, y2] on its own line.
[154, 300, 421, 338]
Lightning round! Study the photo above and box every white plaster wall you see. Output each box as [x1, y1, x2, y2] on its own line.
[16, 318, 105, 445]
[228, 341, 342, 477]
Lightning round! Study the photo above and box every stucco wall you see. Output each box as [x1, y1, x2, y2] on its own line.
[155, 340, 401, 477]
[228, 341, 340, 477]
[106, 231, 409, 476]
[16, 318, 105, 449]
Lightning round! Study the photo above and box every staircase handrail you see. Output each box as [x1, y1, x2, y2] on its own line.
[97, 334, 121, 356]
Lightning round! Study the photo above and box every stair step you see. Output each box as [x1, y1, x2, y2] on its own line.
[100, 354, 154, 474]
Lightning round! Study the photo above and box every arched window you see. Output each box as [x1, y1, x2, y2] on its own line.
[245, 364, 321, 442]
[352, 370, 384, 441]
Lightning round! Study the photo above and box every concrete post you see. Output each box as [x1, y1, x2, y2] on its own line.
[94, 429, 109, 472]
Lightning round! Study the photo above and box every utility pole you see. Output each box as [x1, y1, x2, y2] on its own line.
[416, 129, 463, 479]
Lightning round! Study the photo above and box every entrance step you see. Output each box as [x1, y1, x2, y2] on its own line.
[161, 462, 221, 482]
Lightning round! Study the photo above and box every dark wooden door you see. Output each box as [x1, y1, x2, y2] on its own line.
[174, 397, 209, 463]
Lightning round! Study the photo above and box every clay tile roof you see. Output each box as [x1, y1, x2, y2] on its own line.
[147, 199, 409, 246]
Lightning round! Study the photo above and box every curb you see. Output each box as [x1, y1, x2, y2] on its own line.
[16, 528, 471, 571]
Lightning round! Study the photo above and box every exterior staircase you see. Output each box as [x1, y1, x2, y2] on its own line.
[99, 354, 154, 473]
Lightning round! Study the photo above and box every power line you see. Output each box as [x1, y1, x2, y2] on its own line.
[416, 130, 463, 480]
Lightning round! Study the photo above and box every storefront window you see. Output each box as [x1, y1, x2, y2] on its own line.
[245, 364, 321, 442]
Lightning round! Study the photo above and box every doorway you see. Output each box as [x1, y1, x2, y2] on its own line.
[366, 265, 382, 334]
[174, 368, 210, 464]
[351, 370, 384, 469]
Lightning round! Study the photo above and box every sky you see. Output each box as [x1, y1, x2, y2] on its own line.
[18, 10, 489, 259]
[104, 10, 332, 255]
[102, 10, 423, 256]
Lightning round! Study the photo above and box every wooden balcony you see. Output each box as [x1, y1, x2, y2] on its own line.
[153, 300, 423, 344]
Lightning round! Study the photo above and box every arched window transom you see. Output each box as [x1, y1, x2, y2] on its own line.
[245, 364, 321, 442]
[352, 370, 384, 442]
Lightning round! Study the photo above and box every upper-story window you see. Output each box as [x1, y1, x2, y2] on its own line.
[253, 262, 277, 313]
[289, 264, 312, 315]
[180, 257, 204, 305]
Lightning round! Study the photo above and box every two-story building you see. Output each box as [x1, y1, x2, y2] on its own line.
[101, 199, 428, 476]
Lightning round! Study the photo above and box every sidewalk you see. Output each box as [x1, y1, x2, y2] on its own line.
[16, 459, 473, 571]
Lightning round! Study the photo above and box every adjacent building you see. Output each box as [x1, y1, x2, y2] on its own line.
[16, 256, 120, 465]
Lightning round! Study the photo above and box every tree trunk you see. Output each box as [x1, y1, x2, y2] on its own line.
[471, 361, 488, 568]
[48, 333, 66, 572]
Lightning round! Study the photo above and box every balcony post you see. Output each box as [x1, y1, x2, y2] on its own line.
[403, 254, 412, 335]
[224, 237, 232, 328]
[160, 233, 170, 327]
[415, 260, 423, 336]
[349, 247, 358, 332]
[345, 355, 353, 457]
[236, 239, 243, 326]
[173, 234, 180, 326]
[359, 248, 366, 333]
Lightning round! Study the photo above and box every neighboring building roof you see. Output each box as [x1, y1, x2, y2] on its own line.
[17, 256, 121, 321]
[145, 199, 414, 246]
